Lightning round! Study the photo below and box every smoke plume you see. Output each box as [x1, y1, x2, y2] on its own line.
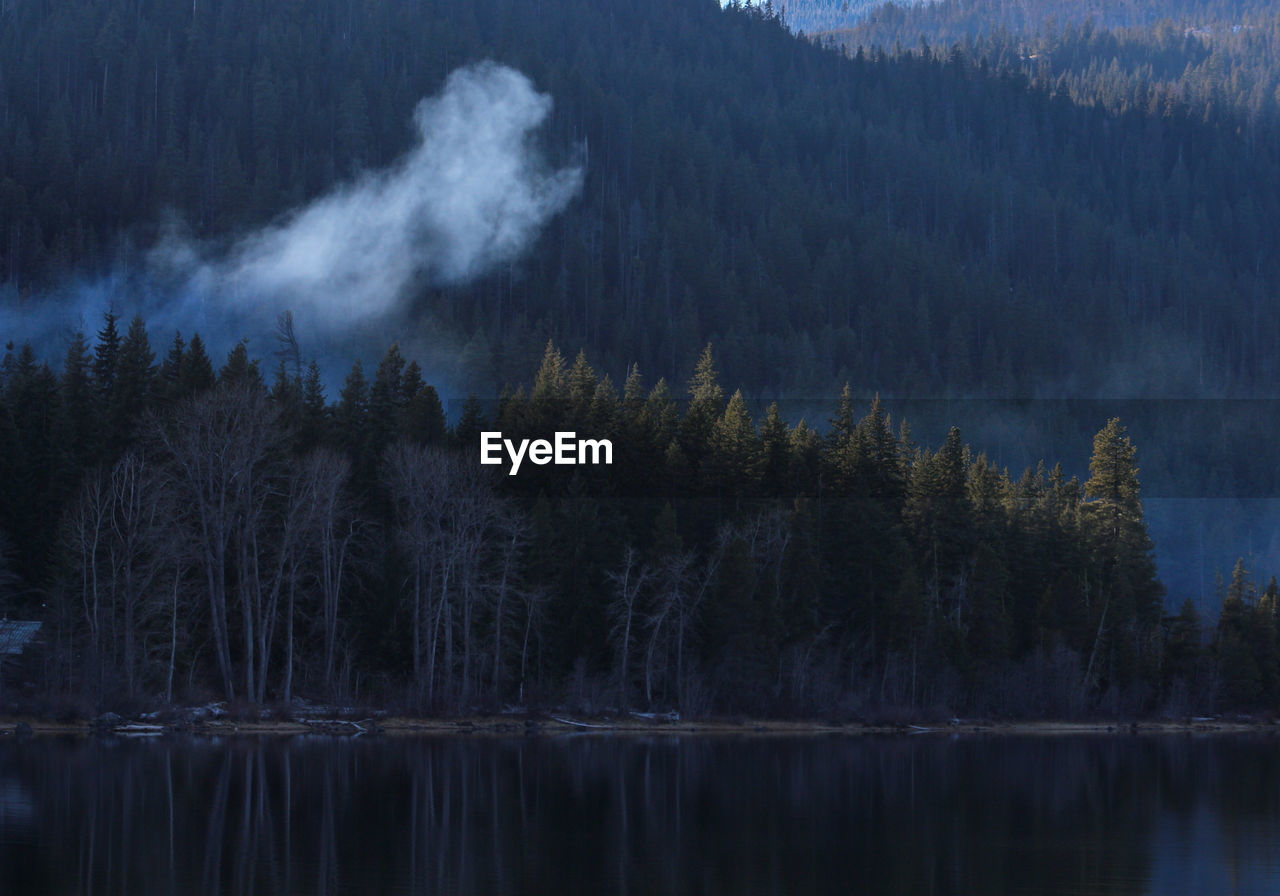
[185, 62, 581, 323]
[3, 62, 582, 382]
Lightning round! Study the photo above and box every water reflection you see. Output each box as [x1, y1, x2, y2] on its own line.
[1, 733, 1279, 894]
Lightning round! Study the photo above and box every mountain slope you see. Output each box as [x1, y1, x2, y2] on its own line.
[1, 0, 1279, 404]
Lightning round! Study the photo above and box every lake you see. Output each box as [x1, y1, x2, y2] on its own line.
[1, 732, 1279, 894]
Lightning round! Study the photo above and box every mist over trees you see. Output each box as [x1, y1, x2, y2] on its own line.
[2, 323, 1276, 717]
[4, 0, 1280, 403]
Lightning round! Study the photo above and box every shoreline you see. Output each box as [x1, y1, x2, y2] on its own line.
[1, 714, 1276, 739]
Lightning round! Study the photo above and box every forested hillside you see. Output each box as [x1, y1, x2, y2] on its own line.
[811, 0, 1274, 39]
[6, 318, 1274, 717]
[833, 0, 1280, 122]
[4, 0, 1280, 401]
[772, 0, 893, 35]
[5, 0, 1280, 714]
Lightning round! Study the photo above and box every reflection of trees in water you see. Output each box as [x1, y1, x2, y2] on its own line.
[2, 736, 1280, 894]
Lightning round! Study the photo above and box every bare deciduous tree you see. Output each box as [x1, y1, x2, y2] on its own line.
[294, 446, 359, 699]
[608, 545, 651, 712]
[517, 585, 548, 706]
[383, 442, 517, 707]
[63, 470, 111, 691]
[644, 551, 691, 708]
[383, 442, 445, 701]
[489, 507, 529, 697]
[61, 452, 179, 701]
[107, 450, 168, 698]
[152, 381, 288, 702]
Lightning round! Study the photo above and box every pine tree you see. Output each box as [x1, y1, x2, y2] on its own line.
[759, 401, 791, 495]
[179, 334, 216, 396]
[1083, 418, 1163, 624]
[56, 331, 98, 483]
[708, 389, 760, 496]
[403, 383, 448, 446]
[336, 360, 370, 464]
[269, 360, 304, 443]
[369, 342, 407, 452]
[589, 375, 619, 433]
[641, 378, 679, 450]
[299, 360, 330, 446]
[531, 341, 568, 401]
[106, 314, 156, 457]
[454, 396, 486, 452]
[529, 341, 568, 433]
[1163, 597, 1202, 697]
[93, 310, 121, 403]
[159, 331, 186, 402]
[1217, 563, 1263, 710]
[823, 385, 862, 492]
[788, 419, 822, 495]
[567, 349, 597, 419]
[220, 340, 262, 388]
[622, 363, 646, 409]
[856, 395, 903, 503]
[1081, 418, 1164, 692]
[680, 344, 724, 476]
[1227, 557, 1255, 607]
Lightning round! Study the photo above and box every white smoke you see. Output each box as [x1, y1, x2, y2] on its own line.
[2, 62, 581, 382]
[176, 61, 582, 324]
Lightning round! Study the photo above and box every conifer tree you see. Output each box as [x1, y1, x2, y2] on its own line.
[680, 344, 725, 477]
[220, 340, 262, 388]
[567, 350, 597, 418]
[270, 360, 305, 442]
[856, 396, 903, 503]
[1083, 418, 1163, 624]
[454, 397, 486, 451]
[56, 331, 98, 483]
[179, 334, 216, 397]
[589, 375, 619, 437]
[1081, 418, 1164, 691]
[106, 315, 156, 457]
[642, 378, 679, 450]
[336, 360, 370, 465]
[158, 332, 186, 402]
[93, 310, 121, 402]
[788, 419, 822, 495]
[529, 341, 568, 433]
[622, 364, 646, 408]
[708, 389, 760, 496]
[403, 383, 448, 445]
[759, 402, 791, 495]
[369, 343, 408, 452]
[299, 360, 330, 447]
[1163, 597, 1202, 697]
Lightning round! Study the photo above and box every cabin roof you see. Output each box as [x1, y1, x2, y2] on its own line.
[0, 621, 41, 656]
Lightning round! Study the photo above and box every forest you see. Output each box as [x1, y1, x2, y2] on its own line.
[1, 318, 1276, 718]
[4, 0, 1280, 402]
[4, 0, 1280, 716]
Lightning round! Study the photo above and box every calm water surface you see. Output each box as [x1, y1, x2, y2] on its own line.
[0, 732, 1278, 895]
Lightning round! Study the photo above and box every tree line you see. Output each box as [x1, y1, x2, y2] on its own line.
[1, 316, 1275, 718]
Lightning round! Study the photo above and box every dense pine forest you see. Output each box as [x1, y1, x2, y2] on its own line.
[4, 317, 1277, 718]
[4, 0, 1280, 716]
[830, 0, 1280, 128]
[4, 0, 1280, 399]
